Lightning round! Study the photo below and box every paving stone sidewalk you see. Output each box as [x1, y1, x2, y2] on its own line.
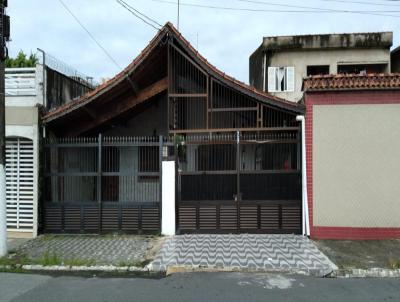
[150, 234, 337, 276]
[15, 235, 160, 266]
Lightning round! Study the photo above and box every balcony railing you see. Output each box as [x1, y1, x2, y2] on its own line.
[5, 67, 36, 96]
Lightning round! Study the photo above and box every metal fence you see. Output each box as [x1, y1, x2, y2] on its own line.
[42, 135, 172, 234]
[176, 131, 302, 234]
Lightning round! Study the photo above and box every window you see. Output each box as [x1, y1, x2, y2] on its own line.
[102, 147, 120, 202]
[197, 145, 236, 171]
[138, 146, 159, 181]
[260, 144, 297, 171]
[307, 65, 329, 76]
[337, 63, 387, 75]
[268, 67, 295, 93]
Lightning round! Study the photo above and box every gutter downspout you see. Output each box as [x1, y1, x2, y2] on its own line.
[262, 53, 266, 92]
[296, 115, 310, 236]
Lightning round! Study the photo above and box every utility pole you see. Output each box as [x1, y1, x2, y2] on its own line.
[0, 0, 10, 257]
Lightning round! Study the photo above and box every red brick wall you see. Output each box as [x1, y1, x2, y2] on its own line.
[305, 90, 400, 240]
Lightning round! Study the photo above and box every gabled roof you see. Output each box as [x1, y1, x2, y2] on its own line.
[43, 22, 303, 124]
[303, 74, 400, 92]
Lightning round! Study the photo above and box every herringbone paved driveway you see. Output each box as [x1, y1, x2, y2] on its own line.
[150, 234, 337, 276]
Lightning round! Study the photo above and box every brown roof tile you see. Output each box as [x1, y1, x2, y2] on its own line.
[42, 26, 170, 122]
[303, 74, 400, 92]
[43, 22, 303, 123]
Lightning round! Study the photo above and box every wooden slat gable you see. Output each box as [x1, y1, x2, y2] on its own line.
[42, 22, 304, 135]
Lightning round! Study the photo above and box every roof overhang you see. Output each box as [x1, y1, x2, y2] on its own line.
[42, 22, 304, 134]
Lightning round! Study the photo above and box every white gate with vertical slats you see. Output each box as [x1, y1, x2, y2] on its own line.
[5, 137, 35, 232]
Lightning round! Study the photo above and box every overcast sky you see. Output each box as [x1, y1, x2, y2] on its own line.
[7, 0, 400, 83]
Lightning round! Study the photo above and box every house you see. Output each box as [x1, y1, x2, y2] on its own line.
[249, 32, 393, 102]
[5, 53, 93, 238]
[40, 23, 308, 235]
[303, 74, 400, 240]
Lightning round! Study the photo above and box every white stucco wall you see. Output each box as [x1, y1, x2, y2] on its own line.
[313, 103, 400, 228]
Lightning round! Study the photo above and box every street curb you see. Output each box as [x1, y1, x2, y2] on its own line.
[331, 268, 400, 278]
[4, 264, 399, 278]
[156, 265, 332, 278]
[0, 264, 162, 276]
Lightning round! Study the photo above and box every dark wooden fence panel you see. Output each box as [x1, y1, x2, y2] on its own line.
[42, 136, 171, 234]
[176, 132, 302, 234]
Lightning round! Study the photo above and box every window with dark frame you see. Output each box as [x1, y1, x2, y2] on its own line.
[197, 144, 236, 171]
[337, 63, 387, 75]
[307, 65, 330, 76]
[138, 146, 160, 181]
[101, 146, 120, 202]
[261, 144, 297, 171]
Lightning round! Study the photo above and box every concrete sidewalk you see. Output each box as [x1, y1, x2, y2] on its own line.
[6, 238, 30, 253]
[150, 234, 337, 276]
[4, 235, 162, 267]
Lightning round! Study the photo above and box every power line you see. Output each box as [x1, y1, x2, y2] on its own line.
[233, 0, 400, 17]
[58, 0, 122, 70]
[58, 0, 138, 92]
[236, 0, 359, 11]
[116, 0, 162, 30]
[315, 0, 400, 7]
[151, 0, 400, 18]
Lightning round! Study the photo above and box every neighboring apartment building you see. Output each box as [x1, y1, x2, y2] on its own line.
[249, 32, 393, 102]
[5, 53, 93, 238]
[5, 66, 43, 239]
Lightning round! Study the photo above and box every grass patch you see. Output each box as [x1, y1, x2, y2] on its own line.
[64, 258, 96, 267]
[0, 253, 32, 273]
[0, 251, 97, 269]
[389, 259, 400, 269]
[0, 254, 31, 266]
[34, 251, 62, 266]
[40, 235, 70, 241]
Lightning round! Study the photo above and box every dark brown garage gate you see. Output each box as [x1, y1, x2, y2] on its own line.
[42, 136, 172, 234]
[176, 132, 302, 234]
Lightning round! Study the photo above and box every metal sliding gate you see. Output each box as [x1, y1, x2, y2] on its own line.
[42, 136, 172, 234]
[6, 137, 36, 232]
[176, 132, 302, 234]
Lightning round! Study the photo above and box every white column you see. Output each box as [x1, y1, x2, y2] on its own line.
[32, 125, 39, 237]
[161, 161, 175, 236]
[0, 163, 7, 256]
[296, 115, 310, 236]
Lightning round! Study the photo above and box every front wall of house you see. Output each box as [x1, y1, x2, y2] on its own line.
[104, 94, 168, 137]
[313, 103, 400, 228]
[269, 48, 390, 102]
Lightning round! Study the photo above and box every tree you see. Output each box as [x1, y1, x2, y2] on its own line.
[5, 50, 38, 68]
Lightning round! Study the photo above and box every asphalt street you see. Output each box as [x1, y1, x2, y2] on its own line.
[1, 272, 400, 302]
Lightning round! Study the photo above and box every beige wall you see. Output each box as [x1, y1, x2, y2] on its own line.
[269, 48, 390, 102]
[5, 106, 39, 126]
[313, 104, 400, 228]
